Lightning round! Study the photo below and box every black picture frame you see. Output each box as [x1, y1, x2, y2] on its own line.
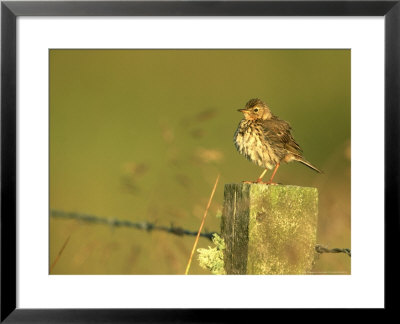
[1, 0, 398, 321]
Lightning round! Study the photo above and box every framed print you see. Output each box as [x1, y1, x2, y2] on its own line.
[1, 0, 398, 321]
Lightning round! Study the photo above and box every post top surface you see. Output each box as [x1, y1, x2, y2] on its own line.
[225, 183, 318, 191]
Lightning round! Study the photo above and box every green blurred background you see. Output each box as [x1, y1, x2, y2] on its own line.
[49, 49, 350, 275]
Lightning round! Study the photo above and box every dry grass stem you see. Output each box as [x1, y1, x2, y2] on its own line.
[50, 234, 71, 273]
[184, 174, 220, 275]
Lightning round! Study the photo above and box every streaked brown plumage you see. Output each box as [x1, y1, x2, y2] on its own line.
[234, 98, 321, 184]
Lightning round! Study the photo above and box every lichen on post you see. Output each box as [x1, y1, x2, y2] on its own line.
[221, 183, 318, 275]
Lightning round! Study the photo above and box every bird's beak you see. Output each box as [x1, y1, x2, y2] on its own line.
[238, 108, 248, 113]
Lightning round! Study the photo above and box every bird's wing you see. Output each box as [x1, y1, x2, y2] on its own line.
[261, 118, 303, 156]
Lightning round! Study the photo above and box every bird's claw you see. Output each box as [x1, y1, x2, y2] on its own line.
[242, 180, 279, 185]
[242, 179, 267, 185]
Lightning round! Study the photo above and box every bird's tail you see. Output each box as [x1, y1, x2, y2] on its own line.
[296, 157, 323, 173]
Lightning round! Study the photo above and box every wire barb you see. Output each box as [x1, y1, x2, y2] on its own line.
[315, 244, 351, 257]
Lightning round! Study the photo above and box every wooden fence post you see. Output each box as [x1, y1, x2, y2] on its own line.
[221, 183, 318, 274]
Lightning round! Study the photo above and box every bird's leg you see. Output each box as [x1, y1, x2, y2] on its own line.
[266, 163, 280, 185]
[256, 169, 268, 183]
[242, 169, 268, 184]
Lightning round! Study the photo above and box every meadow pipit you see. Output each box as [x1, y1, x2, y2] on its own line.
[234, 98, 321, 184]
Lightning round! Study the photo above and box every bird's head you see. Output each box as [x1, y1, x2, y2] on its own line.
[238, 98, 272, 120]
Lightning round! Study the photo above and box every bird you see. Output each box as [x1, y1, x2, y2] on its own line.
[233, 98, 321, 184]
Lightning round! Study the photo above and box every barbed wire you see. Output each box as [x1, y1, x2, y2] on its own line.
[50, 210, 351, 256]
[50, 210, 217, 241]
[315, 244, 351, 257]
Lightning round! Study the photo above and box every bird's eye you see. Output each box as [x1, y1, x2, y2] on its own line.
[254, 108, 259, 112]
